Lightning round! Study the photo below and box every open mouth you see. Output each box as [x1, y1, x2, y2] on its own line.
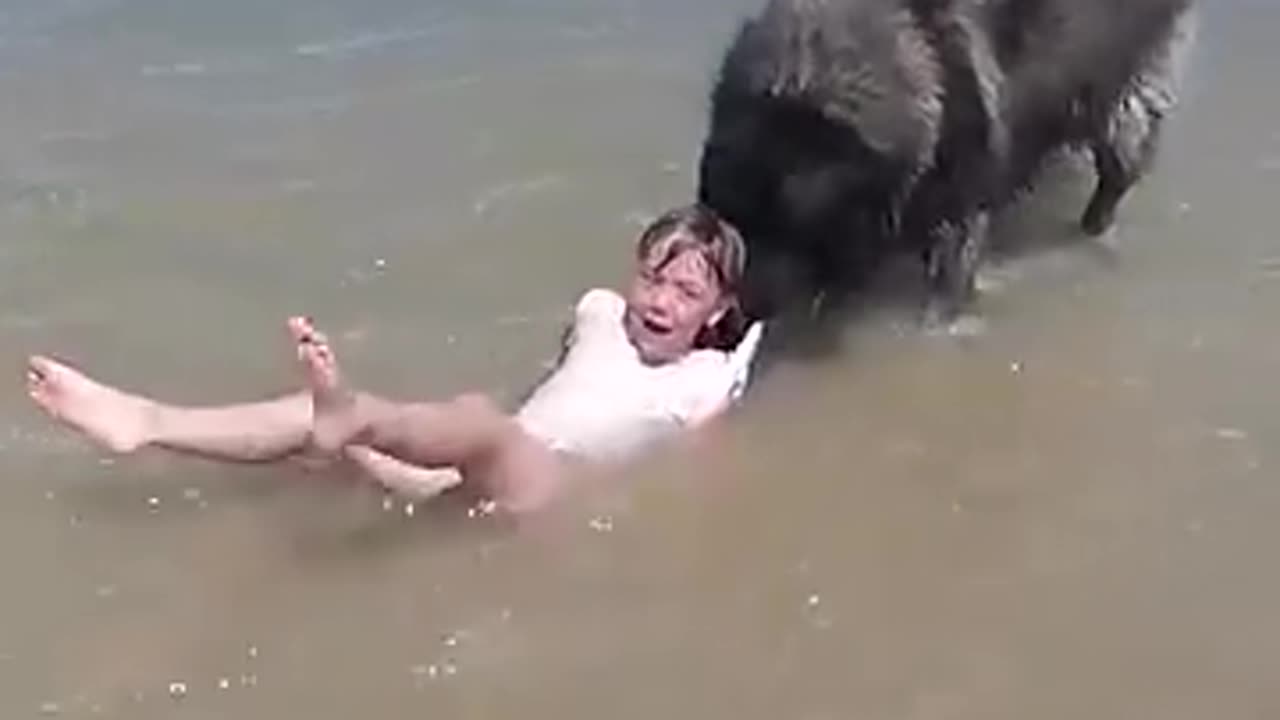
[640, 317, 673, 336]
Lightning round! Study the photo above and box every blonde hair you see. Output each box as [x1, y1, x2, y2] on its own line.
[635, 204, 749, 350]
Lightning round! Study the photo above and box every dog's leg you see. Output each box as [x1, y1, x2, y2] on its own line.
[1081, 9, 1191, 235]
[923, 211, 989, 326]
[1081, 93, 1163, 236]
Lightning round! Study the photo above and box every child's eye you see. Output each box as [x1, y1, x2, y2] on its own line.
[679, 285, 704, 301]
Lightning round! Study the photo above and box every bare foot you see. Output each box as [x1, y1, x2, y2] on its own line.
[343, 446, 463, 500]
[288, 316, 364, 455]
[26, 356, 155, 453]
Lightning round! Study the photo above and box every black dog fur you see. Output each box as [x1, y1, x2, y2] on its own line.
[697, 0, 1196, 323]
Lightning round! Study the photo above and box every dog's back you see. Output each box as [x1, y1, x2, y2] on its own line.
[698, 0, 1196, 321]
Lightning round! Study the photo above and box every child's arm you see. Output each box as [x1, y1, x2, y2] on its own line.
[514, 289, 607, 406]
[512, 321, 573, 406]
[684, 321, 766, 429]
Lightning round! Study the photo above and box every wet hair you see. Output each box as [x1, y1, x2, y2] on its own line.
[635, 203, 749, 350]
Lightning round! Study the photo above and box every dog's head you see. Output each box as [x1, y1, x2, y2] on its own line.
[697, 4, 945, 318]
[698, 97, 910, 317]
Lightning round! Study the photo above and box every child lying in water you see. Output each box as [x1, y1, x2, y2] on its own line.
[26, 204, 764, 514]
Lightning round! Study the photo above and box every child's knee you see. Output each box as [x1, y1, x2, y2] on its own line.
[451, 392, 502, 419]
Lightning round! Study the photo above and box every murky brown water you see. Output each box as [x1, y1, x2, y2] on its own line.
[1, 0, 1278, 717]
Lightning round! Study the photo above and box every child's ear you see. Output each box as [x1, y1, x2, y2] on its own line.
[707, 302, 728, 328]
[708, 292, 739, 327]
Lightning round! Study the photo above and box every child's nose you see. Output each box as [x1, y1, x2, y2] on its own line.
[652, 287, 681, 314]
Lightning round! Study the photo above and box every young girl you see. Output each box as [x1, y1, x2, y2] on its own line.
[26, 204, 764, 513]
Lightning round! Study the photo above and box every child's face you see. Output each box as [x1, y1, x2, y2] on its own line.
[624, 246, 727, 364]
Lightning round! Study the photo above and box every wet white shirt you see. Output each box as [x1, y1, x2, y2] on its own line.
[515, 288, 763, 462]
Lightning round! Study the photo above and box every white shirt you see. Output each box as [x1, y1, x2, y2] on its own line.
[515, 288, 763, 462]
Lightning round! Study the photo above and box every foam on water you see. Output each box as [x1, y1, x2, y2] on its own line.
[293, 22, 450, 60]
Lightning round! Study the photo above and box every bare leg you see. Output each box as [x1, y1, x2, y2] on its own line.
[293, 318, 562, 512]
[27, 356, 312, 461]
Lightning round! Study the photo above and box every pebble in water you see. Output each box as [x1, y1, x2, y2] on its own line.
[588, 515, 614, 533]
[167, 682, 187, 699]
[39, 701, 61, 716]
[217, 677, 231, 691]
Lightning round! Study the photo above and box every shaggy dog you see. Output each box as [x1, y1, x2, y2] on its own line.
[697, 0, 1196, 323]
